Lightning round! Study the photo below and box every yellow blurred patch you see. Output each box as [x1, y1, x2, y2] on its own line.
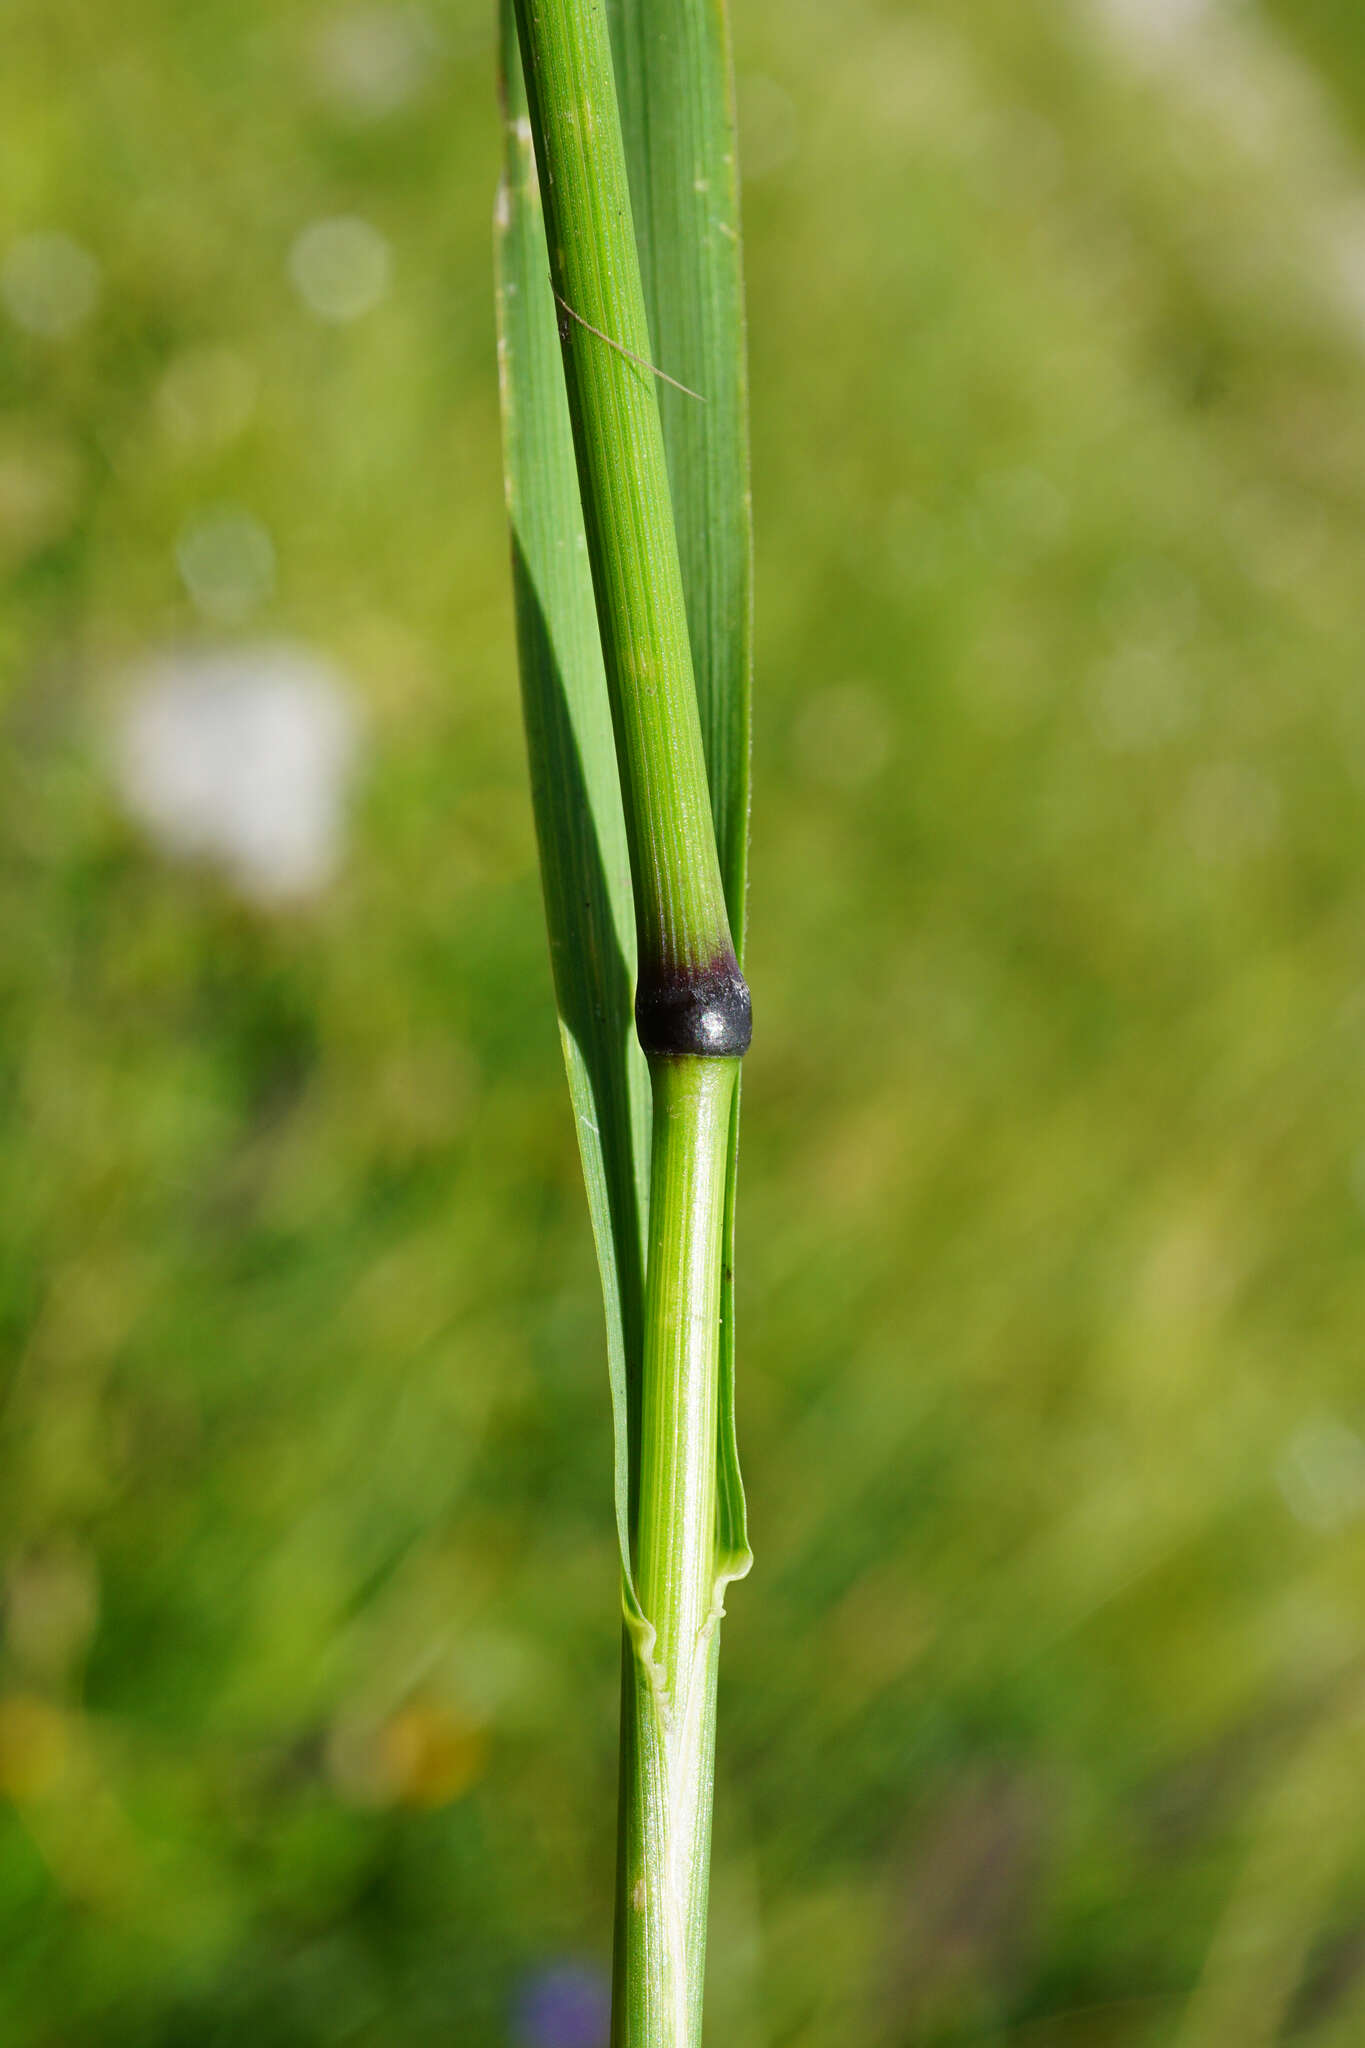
[328, 1698, 486, 1811]
[0, 1694, 69, 1800]
[383, 1701, 486, 1810]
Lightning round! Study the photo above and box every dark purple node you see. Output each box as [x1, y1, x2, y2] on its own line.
[636, 952, 752, 1058]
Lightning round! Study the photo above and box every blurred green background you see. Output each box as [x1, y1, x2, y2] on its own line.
[7, 0, 1365, 2041]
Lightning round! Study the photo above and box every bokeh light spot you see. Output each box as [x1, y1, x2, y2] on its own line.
[1278, 1416, 1365, 1535]
[310, 5, 438, 121]
[176, 506, 276, 623]
[2, 231, 101, 338]
[289, 215, 392, 323]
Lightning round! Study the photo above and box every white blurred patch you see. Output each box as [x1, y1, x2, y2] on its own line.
[1278, 1415, 1365, 1534]
[1, 232, 101, 338]
[1081, 0, 1365, 355]
[311, 5, 438, 120]
[176, 507, 276, 624]
[1086, 0, 1223, 61]
[1080, 0, 1319, 162]
[289, 216, 392, 323]
[113, 645, 360, 903]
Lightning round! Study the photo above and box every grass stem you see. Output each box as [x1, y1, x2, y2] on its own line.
[615, 1053, 738, 2047]
[500, 4, 751, 2039]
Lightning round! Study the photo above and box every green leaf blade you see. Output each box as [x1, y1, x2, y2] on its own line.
[607, 0, 753, 945]
[608, 0, 753, 1586]
[496, 8, 652, 1605]
[510, 0, 739, 991]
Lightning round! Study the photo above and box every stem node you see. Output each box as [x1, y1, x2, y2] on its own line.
[636, 956, 752, 1060]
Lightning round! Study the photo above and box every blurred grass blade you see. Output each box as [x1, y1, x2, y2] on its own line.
[495, 7, 652, 1617]
[607, 0, 753, 1586]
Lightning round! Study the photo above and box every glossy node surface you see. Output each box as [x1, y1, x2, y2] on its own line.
[636, 957, 752, 1059]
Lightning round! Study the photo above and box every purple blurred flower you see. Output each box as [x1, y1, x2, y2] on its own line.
[514, 1960, 609, 2048]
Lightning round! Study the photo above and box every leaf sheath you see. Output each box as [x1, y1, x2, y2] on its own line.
[510, 0, 738, 991]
